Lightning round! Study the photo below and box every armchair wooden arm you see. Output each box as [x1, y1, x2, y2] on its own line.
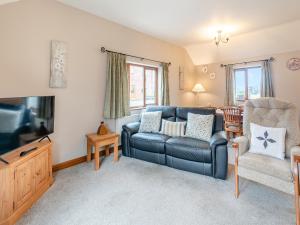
[293, 154, 300, 225]
[232, 142, 239, 198]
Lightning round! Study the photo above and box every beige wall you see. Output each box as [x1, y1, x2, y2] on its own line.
[0, 0, 195, 164]
[195, 50, 300, 120]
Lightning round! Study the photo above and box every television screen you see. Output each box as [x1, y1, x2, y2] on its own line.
[0, 96, 55, 155]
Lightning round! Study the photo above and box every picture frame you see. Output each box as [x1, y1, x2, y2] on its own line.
[50, 40, 67, 88]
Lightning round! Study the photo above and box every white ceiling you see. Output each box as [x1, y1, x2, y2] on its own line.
[54, 1, 300, 46]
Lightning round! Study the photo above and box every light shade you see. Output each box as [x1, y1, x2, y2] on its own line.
[192, 83, 206, 93]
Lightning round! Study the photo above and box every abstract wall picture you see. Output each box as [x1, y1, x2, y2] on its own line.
[50, 40, 67, 88]
[287, 58, 300, 71]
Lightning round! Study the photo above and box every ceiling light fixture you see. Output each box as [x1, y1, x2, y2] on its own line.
[214, 30, 229, 47]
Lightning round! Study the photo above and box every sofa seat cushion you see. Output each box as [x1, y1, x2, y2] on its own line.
[166, 137, 211, 163]
[238, 152, 292, 182]
[130, 133, 170, 154]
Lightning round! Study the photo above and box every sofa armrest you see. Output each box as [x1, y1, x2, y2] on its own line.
[210, 131, 228, 149]
[233, 136, 249, 157]
[122, 122, 140, 136]
[210, 131, 228, 180]
[291, 146, 300, 171]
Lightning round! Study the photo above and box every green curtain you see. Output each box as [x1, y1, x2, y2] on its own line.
[261, 60, 274, 97]
[161, 63, 170, 105]
[225, 65, 235, 106]
[103, 52, 129, 119]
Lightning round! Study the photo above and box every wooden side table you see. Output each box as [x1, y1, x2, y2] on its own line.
[86, 133, 119, 170]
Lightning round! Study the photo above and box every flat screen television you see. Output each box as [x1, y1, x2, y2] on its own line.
[0, 96, 55, 156]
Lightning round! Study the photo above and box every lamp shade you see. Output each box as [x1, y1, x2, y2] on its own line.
[192, 83, 206, 92]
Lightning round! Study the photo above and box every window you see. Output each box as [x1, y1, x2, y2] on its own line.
[234, 66, 262, 102]
[128, 63, 158, 108]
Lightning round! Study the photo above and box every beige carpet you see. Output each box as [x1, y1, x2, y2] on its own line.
[17, 154, 294, 225]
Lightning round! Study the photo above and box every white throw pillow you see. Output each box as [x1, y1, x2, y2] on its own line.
[185, 113, 214, 142]
[139, 111, 162, 133]
[160, 120, 186, 137]
[249, 123, 286, 160]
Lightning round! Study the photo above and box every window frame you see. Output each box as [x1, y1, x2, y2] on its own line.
[127, 63, 159, 109]
[234, 65, 262, 103]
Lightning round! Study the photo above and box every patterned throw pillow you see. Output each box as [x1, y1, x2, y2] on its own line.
[249, 123, 286, 160]
[160, 120, 186, 137]
[139, 111, 162, 133]
[185, 113, 214, 142]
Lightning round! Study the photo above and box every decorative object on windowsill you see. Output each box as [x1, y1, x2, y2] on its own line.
[214, 30, 229, 47]
[209, 72, 216, 80]
[202, 66, 208, 73]
[97, 121, 109, 135]
[287, 58, 300, 71]
[50, 40, 67, 88]
[179, 66, 185, 90]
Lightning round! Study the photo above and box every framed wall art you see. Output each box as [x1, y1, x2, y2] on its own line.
[50, 40, 67, 88]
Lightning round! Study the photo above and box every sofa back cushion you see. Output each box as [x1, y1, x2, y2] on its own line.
[146, 106, 176, 121]
[243, 98, 300, 158]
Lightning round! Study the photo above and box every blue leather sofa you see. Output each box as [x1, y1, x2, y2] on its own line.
[121, 106, 228, 179]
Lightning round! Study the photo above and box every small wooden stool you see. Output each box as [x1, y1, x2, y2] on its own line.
[86, 133, 119, 170]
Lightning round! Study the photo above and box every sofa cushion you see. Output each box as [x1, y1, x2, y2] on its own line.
[166, 137, 211, 163]
[160, 120, 186, 137]
[130, 133, 170, 154]
[238, 152, 292, 182]
[139, 111, 162, 133]
[185, 113, 214, 142]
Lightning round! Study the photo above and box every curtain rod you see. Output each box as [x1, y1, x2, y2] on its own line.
[100, 47, 171, 66]
[220, 57, 274, 67]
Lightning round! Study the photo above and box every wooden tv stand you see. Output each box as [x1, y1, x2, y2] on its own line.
[0, 141, 53, 225]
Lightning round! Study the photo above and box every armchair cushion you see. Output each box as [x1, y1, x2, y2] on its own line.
[239, 152, 292, 182]
[233, 136, 249, 156]
[249, 123, 286, 160]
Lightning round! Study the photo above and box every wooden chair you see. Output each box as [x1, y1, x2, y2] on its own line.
[222, 106, 243, 140]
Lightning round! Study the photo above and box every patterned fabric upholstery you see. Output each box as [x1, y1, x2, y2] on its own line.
[185, 113, 214, 142]
[139, 111, 162, 133]
[243, 98, 300, 158]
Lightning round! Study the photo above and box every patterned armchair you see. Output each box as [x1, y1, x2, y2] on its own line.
[233, 98, 300, 224]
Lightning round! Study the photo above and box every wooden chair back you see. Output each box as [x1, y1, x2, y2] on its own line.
[223, 107, 243, 125]
[222, 106, 243, 139]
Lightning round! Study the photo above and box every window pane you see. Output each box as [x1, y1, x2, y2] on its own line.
[129, 65, 144, 107]
[235, 70, 246, 101]
[145, 69, 156, 105]
[247, 67, 262, 99]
